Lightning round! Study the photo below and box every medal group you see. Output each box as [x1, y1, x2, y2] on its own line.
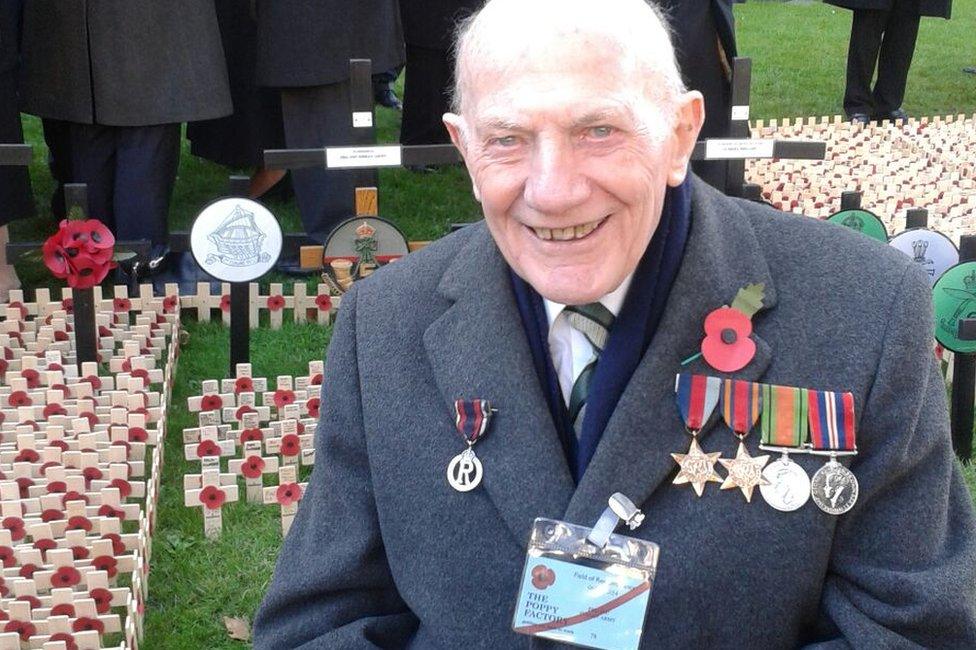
[673, 373, 859, 515]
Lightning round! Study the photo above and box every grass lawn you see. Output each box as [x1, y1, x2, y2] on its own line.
[7, 1, 976, 647]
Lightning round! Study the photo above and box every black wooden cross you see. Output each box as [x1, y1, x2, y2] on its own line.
[952, 235, 976, 463]
[226, 175, 252, 373]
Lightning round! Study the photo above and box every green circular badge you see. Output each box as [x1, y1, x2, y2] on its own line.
[933, 261, 976, 353]
[826, 209, 888, 243]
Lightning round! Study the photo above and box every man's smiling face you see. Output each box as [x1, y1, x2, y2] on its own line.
[446, 33, 702, 305]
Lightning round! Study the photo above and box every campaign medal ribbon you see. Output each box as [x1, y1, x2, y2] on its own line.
[717, 379, 770, 502]
[671, 374, 723, 497]
[758, 384, 811, 512]
[447, 399, 493, 492]
[807, 390, 859, 515]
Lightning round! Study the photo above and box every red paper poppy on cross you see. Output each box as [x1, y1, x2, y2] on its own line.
[71, 545, 90, 560]
[0, 359, 7, 376]
[20, 368, 39, 388]
[310, 372, 323, 386]
[306, 397, 320, 418]
[241, 455, 266, 479]
[40, 509, 63, 523]
[701, 306, 757, 373]
[235, 404, 256, 421]
[163, 295, 178, 313]
[47, 481, 67, 494]
[72, 617, 105, 634]
[82, 466, 103, 483]
[273, 389, 296, 409]
[0, 546, 15, 568]
[15, 477, 33, 498]
[280, 433, 301, 457]
[67, 515, 93, 532]
[101, 533, 126, 556]
[113, 297, 132, 312]
[131, 367, 150, 387]
[2, 518, 24, 542]
[7, 301, 27, 319]
[128, 426, 149, 442]
[240, 428, 263, 444]
[84, 374, 102, 390]
[43, 402, 67, 418]
[50, 632, 79, 650]
[7, 390, 31, 407]
[4, 620, 36, 642]
[199, 485, 227, 510]
[220, 294, 231, 312]
[267, 295, 285, 311]
[110, 478, 133, 499]
[200, 394, 223, 412]
[34, 538, 57, 556]
[18, 563, 38, 579]
[97, 504, 125, 520]
[276, 482, 303, 506]
[0, 579, 6, 598]
[51, 565, 82, 588]
[315, 294, 332, 312]
[196, 440, 222, 458]
[92, 554, 118, 578]
[234, 377, 254, 394]
[62, 491, 90, 507]
[90, 587, 113, 614]
[15, 595, 40, 610]
[61, 297, 74, 313]
[13, 449, 39, 463]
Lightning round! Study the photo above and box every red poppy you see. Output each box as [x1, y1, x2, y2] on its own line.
[531, 564, 556, 590]
[54, 329, 69, 341]
[240, 427, 263, 444]
[701, 306, 757, 373]
[51, 383, 70, 398]
[163, 295, 178, 313]
[14, 448, 39, 463]
[20, 420, 39, 432]
[196, 439, 222, 458]
[198, 485, 226, 510]
[1, 518, 24, 542]
[20, 368, 39, 388]
[61, 491, 89, 507]
[50, 602, 75, 616]
[128, 426, 149, 443]
[92, 554, 118, 578]
[276, 482, 303, 506]
[51, 565, 82, 588]
[15, 477, 33, 498]
[273, 389, 296, 409]
[315, 294, 332, 312]
[0, 358, 7, 376]
[7, 330, 21, 344]
[235, 404, 256, 421]
[40, 509, 63, 523]
[234, 376, 254, 394]
[71, 545, 89, 560]
[79, 411, 98, 428]
[69, 249, 115, 289]
[112, 439, 131, 454]
[241, 455, 266, 479]
[200, 394, 223, 411]
[18, 563, 38, 579]
[16, 595, 41, 610]
[0, 546, 14, 568]
[98, 325, 113, 338]
[109, 478, 132, 498]
[0, 578, 6, 598]
[67, 515, 93, 532]
[296, 421, 306, 435]
[280, 433, 301, 457]
[47, 480, 67, 494]
[267, 295, 286, 311]
[7, 301, 27, 319]
[50, 633, 79, 650]
[101, 532, 125, 555]
[310, 372, 323, 386]
[72, 617, 105, 634]
[113, 297, 132, 312]
[90, 587, 113, 614]
[97, 504, 125, 520]
[47, 362, 64, 372]
[131, 367, 150, 386]
[4, 620, 36, 641]
[8, 390, 32, 407]
[220, 294, 231, 312]
[82, 466, 103, 483]
[1, 346, 10, 360]
[33, 540, 57, 559]
[306, 397, 321, 418]
[83, 374, 102, 390]
[43, 402, 68, 418]
[61, 297, 74, 313]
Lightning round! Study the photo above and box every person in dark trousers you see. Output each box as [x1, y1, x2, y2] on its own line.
[255, 0, 404, 243]
[0, 0, 32, 299]
[826, 0, 952, 123]
[19, 0, 232, 285]
[187, 0, 287, 201]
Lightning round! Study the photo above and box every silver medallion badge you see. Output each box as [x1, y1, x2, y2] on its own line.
[447, 448, 483, 492]
[810, 459, 859, 515]
[760, 455, 811, 512]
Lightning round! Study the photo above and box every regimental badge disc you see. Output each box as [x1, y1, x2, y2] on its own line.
[447, 448, 483, 492]
[810, 461, 859, 515]
[760, 458, 811, 512]
[826, 208, 888, 243]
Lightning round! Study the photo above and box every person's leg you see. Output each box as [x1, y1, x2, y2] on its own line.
[69, 122, 118, 229]
[111, 124, 181, 247]
[42, 118, 73, 220]
[400, 44, 453, 147]
[843, 9, 887, 118]
[872, 3, 920, 117]
[280, 84, 376, 243]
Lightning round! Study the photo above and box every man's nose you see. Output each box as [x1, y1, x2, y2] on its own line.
[523, 139, 590, 215]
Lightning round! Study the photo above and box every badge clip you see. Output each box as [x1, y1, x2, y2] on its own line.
[586, 492, 644, 549]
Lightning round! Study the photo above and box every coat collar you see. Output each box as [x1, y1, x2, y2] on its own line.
[424, 178, 777, 544]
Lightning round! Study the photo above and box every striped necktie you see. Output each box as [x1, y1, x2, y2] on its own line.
[564, 302, 615, 438]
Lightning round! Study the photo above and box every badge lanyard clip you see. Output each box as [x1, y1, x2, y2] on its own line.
[586, 492, 645, 549]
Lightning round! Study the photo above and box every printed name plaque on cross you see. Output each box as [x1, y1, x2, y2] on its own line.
[889, 228, 959, 287]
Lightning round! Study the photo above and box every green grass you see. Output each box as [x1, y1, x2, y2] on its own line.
[7, 2, 976, 647]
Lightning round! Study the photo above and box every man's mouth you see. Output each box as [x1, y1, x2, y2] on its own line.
[529, 216, 608, 241]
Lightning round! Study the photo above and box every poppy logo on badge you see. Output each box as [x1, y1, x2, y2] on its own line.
[531, 565, 556, 590]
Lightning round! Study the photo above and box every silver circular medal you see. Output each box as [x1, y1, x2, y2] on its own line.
[759, 457, 811, 512]
[810, 461, 859, 515]
[447, 448, 483, 492]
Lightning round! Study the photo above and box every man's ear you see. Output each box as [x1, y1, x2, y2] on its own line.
[443, 113, 481, 202]
[666, 91, 705, 187]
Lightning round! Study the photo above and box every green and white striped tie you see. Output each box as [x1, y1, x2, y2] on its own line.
[564, 302, 615, 438]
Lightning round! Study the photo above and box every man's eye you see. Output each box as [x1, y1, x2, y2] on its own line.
[490, 135, 519, 147]
[588, 126, 615, 139]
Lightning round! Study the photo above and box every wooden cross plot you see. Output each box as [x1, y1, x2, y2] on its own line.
[184, 469, 239, 539]
[265, 418, 315, 467]
[182, 425, 236, 469]
[228, 440, 279, 503]
[262, 465, 307, 536]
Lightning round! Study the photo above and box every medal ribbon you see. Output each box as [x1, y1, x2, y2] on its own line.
[807, 390, 856, 451]
[759, 384, 808, 447]
[453, 399, 492, 445]
[720, 379, 762, 436]
[674, 374, 721, 431]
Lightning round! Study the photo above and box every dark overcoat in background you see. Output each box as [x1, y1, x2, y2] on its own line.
[400, 0, 481, 51]
[255, 0, 404, 87]
[824, 0, 951, 18]
[0, 0, 32, 222]
[19, 0, 232, 125]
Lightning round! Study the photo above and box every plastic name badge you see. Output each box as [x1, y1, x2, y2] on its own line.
[512, 517, 660, 650]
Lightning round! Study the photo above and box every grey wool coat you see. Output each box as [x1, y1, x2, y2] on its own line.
[254, 178, 976, 648]
[19, 0, 232, 126]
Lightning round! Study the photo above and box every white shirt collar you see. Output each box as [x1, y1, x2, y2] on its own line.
[541, 273, 635, 329]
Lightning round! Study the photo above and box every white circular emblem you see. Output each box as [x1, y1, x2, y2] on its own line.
[190, 198, 283, 282]
[760, 458, 811, 512]
[446, 449, 483, 492]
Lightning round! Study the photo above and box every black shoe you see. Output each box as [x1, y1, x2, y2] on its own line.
[849, 113, 870, 125]
[965, 66, 976, 75]
[888, 108, 909, 122]
[373, 84, 402, 111]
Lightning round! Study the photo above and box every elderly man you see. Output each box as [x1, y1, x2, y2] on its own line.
[254, 0, 976, 647]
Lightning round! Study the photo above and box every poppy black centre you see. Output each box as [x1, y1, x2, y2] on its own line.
[721, 328, 737, 344]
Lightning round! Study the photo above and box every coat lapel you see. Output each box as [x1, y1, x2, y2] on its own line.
[424, 226, 575, 545]
[565, 180, 779, 525]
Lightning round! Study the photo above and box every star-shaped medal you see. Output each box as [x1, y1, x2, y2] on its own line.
[671, 438, 723, 497]
[719, 441, 771, 502]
